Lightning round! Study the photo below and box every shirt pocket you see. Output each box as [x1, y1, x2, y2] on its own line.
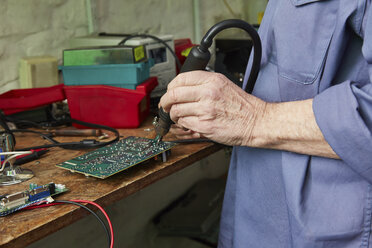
[291, 0, 324, 6]
[270, 0, 338, 87]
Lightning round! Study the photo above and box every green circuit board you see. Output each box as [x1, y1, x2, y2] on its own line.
[56, 136, 176, 179]
[0, 183, 68, 217]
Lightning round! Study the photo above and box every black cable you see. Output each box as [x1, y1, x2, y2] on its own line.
[4, 116, 45, 129]
[198, 19, 262, 94]
[169, 138, 215, 144]
[3, 114, 120, 150]
[118, 34, 182, 71]
[15, 140, 104, 151]
[9, 119, 120, 151]
[0, 110, 16, 145]
[1, 129, 60, 144]
[68, 118, 120, 148]
[54, 200, 111, 248]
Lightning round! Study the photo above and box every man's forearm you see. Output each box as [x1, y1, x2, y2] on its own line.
[247, 99, 339, 159]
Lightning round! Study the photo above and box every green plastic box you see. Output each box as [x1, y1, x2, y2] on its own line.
[63, 45, 146, 66]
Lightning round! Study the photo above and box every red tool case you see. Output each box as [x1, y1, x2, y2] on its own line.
[64, 77, 158, 128]
[0, 84, 65, 115]
[0, 77, 158, 128]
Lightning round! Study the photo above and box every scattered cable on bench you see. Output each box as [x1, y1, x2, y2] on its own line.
[24, 199, 114, 248]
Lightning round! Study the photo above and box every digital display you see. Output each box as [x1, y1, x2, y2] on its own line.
[149, 47, 167, 64]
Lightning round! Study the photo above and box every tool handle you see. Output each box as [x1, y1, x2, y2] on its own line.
[159, 45, 211, 133]
[52, 129, 103, 137]
[159, 107, 174, 125]
[180, 46, 211, 73]
[154, 107, 174, 137]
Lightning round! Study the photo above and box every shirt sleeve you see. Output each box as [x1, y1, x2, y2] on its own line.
[313, 1, 372, 183]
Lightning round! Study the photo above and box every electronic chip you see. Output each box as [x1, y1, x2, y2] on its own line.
[56, 136, 176, 179]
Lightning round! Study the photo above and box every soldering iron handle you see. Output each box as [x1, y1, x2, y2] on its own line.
[159, 107, 174, 125]
[159, 41, 211, 131]
[180, 46, 211, 73]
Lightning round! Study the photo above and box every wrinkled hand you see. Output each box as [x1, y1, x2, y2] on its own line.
[159, 71, 266, 146]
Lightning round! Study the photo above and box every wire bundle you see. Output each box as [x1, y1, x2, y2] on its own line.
[24, 199, 114, 248]
[0, 119, 120, 151]
[0, 151, 32, 171]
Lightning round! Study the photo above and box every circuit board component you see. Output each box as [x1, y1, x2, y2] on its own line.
[0, 182, 68, 216]
[56, 136, 176, 179]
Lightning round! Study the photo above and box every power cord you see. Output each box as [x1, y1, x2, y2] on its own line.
[24, 199, 114, 248]
[169, 138, 215, 144]
[118, 33, 182, 71]
[0, 110, 16, 146]
[0, 117, 120, 151]
[9, 129, 60, 144]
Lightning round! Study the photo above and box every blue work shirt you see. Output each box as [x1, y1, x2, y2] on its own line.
[219, 0, 372, 247]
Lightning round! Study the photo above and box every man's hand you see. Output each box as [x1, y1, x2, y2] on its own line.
[159, 71, 266, 146]
[160, 70, 339, 159]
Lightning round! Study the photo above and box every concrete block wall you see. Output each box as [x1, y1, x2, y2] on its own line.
[0, 0, 89, 93]
[93, 0, 246, 42]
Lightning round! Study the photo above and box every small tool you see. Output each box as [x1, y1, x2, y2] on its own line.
[48, 129, 103, 137]
[153, 110, 174, 145]
[13, 149, 49, 166]
[153, 19, 262, 143]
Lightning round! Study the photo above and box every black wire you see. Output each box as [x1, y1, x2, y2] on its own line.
[170, 138, 215, 143]
[4, 117, 45, 129]
[0, 110, 16, 145]
[54, 200, 111, 248]
[1, 129, 60, 144]
[118, 34, 182, 71]
[10, 119, 120, 151]
[15, 141, 99, 151]
[199, 19, 262, 94]
[16, 140, 116, 151]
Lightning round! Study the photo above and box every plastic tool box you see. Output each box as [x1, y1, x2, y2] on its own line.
[0, 84, 66, 115]
[64, 77, 158, 128]
[63, 45, 147, 66]
[60, 59, 154, 90]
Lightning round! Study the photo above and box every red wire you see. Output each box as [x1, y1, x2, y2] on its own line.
[23, 202, 57, 210]
[71, 200, 114, 248]
[23, 200, 114, 248]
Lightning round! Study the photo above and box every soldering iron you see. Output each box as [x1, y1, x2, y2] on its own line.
[153, 19, 262, 144]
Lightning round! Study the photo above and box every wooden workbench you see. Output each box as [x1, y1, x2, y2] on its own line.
[0, 117, 222, 248]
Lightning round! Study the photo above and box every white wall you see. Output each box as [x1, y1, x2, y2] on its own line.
[93, 0, 246, 41]
[0, 0, 267, 93]
[0, 0, 89, 93]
